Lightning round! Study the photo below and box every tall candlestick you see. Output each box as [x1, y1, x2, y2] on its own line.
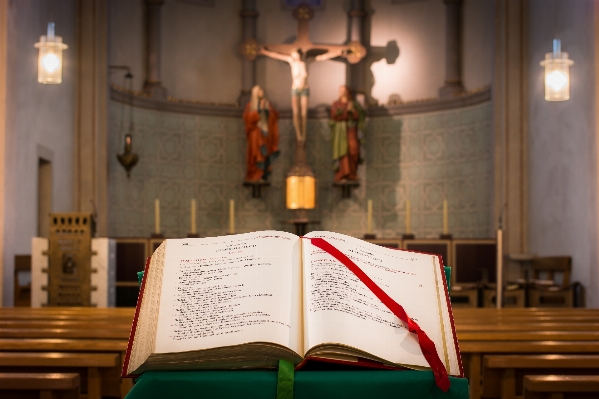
[496, 228, 503, 309]
[405, 200, 411, 234]
[367, 199, 373, 234]
[190, 199, 196, 234]
[229, 199, 235, 234]
[443, 199, 448, 235]
[154, 199, 160, 234]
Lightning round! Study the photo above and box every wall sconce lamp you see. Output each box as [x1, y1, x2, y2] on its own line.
[540, 39, 573, 101]
[34, 22, 68, 84]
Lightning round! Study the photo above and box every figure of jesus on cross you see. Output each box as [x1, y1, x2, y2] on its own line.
[242, 4, 365, 147]
[259, 47, 345, 143]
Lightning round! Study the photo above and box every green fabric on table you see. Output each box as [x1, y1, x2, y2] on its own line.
[126, 370, 468, 399]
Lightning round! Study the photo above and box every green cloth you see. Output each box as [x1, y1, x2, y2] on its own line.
[329, 100, 365, 162]
[126, 370, 468, 399]
[276, 360, 294, 399]
[330, 121, 349, 162]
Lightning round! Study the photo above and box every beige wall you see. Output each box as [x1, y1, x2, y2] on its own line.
[528, 0, 599, 307]
[2, 0, 77, 305]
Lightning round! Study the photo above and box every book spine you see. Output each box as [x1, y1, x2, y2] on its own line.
[436, 254, 465, 378]
[121, 256, 152, 378]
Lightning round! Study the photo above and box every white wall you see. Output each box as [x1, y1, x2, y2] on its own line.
[462, 0, 494, 92]
[109, 0, 144, 91]
[2, 0, 77, 305]
[528, 0, 599, 307]
[370, 0, 444, 103]
[161, 0, 242, 102]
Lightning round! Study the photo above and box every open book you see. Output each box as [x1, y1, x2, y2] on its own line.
[123, 231, 463, 384]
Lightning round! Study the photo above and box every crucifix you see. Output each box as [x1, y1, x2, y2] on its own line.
[240, 5, 366, 231]
[241, 4, 366, 148]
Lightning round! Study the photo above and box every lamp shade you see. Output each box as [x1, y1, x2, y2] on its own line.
[286, 175, 316, 209]
[540, 39, 573, 101]
[34, 23, 68, 84]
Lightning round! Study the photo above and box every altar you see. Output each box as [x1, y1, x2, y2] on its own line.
[125, 370, 469, 399]
[123, 266, 467, 399]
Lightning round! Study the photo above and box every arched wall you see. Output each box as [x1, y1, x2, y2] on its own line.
[107, 94, 493, 239]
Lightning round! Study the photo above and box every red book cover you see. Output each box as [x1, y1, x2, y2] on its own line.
[121, 256, 152, 378]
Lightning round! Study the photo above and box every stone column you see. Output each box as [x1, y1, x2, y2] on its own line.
[239, 0, 258, 105]
[74, 0, 109, 236]
[439, 0, 464, 99]
[143, 0, 167, 100]
[347, 0, 366, 96]
[0, 0, 7, 304]
[493, 0, 528, 266]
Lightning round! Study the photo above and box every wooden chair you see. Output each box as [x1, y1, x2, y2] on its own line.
[450, 284, 479, 308]
[483, 283, 526, 308]
[0, 372, 79, 399]
[523, 375, 599, 398]
[528, 257, 574, 307]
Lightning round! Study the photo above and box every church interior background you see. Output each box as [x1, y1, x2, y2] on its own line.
[0, 0, 597, 310]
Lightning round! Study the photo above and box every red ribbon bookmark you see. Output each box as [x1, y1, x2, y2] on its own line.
[307, 237, 451, 392]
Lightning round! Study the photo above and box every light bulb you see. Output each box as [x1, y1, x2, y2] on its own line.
[546, 70, 567, 91]
[42, 53, 60, 73]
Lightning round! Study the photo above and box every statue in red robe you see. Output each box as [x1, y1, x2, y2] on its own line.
[330, 85, 365, 182]
[243, 85, 280, 181]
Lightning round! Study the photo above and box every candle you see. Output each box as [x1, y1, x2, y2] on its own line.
[190, 199, 196, 234]
[229, 199, 235, 234]
[443, 199, 448, 235]
[496, 228, 503, 309]
[405, 200, 411, 234]
[367, 199, 373, 234]
[154, 199, 160, 234]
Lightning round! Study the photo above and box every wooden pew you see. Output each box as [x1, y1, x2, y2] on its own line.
[523, 375, 599, 399]
[458, 331, 599, 341]
[0, 328, 130, 339]
[456, 323, 599, 332]
[482, 355, 599, 399]
[0, 320, 132, 329]
[0, 372, 80, 399]
[0, 338, 128, 352]
[0, 308, 132, 399]
[0, 352, 119, 399]
[452, 308, 599, 399]
[462, 342, 599, 399]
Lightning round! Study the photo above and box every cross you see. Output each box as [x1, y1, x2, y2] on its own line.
[240, 4, 366, 146]
[240, 4, 366, 65]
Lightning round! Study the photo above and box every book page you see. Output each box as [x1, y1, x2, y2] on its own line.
[154, 231, 302, 357]
[303, 231, 459, 375]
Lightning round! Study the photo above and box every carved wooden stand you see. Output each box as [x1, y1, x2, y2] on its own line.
[44, 213, 96, 307]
